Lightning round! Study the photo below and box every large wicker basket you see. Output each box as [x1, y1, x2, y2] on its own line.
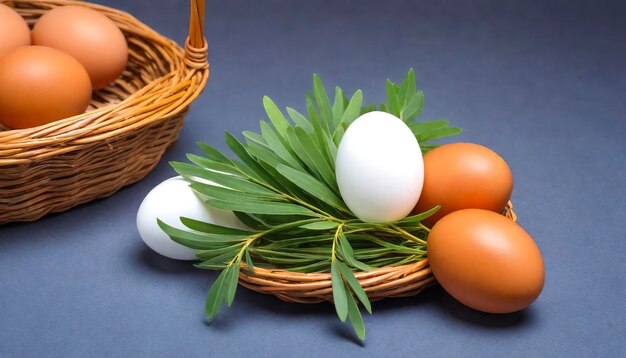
[238, 202, 517, 303]
[0, 0, 209, 225]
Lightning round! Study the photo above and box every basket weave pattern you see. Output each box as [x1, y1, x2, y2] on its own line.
[239, 202, 517, 303]
[0, 0, 208, 225]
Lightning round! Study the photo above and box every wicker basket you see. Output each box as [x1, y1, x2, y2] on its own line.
[0, 0, 209, 225]
[238, 202, 517, 303]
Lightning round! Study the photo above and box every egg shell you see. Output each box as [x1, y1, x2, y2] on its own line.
[427, 209, 544, 313]
[137, 176, 247, 261]
[0, 46, 92, 129]
[414, 142, 513, 226]
[336, 111, 424, 222]
[0, 4, 31, 56]
[32, 6, 128, 90]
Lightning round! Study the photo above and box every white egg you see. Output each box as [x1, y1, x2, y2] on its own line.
[136, 176, 246, 260]
[335, 111, 424, 222]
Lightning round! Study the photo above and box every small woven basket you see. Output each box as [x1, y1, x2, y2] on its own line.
[239, 202, 517, 303]
[0, 0, 209, 225]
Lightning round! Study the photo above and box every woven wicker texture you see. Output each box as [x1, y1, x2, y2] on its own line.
[239, 202, 517, 304]
[0, 0, 208, 225]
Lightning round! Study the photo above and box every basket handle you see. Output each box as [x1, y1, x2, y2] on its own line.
[185, 0, 208, 69]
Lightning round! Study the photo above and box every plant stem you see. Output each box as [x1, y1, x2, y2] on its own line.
[229, 236, 256, 265]
[229, 218, 325, 266]
[389, 224, 428, 245]
[331, 223, 345, 262]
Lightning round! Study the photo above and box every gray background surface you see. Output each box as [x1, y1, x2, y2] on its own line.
[1, 0, 625, 356]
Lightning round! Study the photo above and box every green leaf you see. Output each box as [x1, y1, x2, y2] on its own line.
[244, 248, 255, 273]
[409, 120, 449, 133]
[331, 261, 348, 322]
[286, 107, 314, 133]
[361, 103, 377, 115]
[399, 68, 416, 107]
[306, 97, 333, 165]
[351, 234, 425, 254]
[255, 160, 316, 204]
[246, 143, 286, 168]
[254, 218, 320, 233]
[287, 260, 332, 273]
[333, 125, 346, 146]
[338, 233, 373, 272]
[180, 217, 252, 235]
[186, 154, 240, 176]
[398, 78, 410, 110]
[158, 219, 248, 249]
[253, 248, 328, 260]
[300, 221, 340, 230]
[346, 291, 366, 340]
[197, 142, 234, 165]
[366, 255, 419, 268]
[242, 131, 268, 147]
[385, 79, 400, 117]
[204, 268, 229, 323]
[418, 127, 464, 142]
[196, 243, 245, 260]
[332, 86, 345, 121]
[224, 132, 285, 189]
[252, 250, 320, 264]
[190, 182, 283, 203]
[353, 248, 396, 260]
[170, 161, 275, 196]
[233, 212, 268, 230]
[193, 263, 232, 270]
[294, 127, 338, 193]
[259, 121, 304, 171]
[285, 127, 322, 177]
[338, 232, 353, 256]
[337, 261, 372, 314]
[325, 131, 338, 162]
[276, 246, 332, 255]
[263, 234, 333, 249]
[396, 205, 440, 226]
[275, 164, 346, 210]
[263, 96, 291, 136]
[241, 214, 293, 229]
[225, 263, 241, 307]
[339, 90, 363, 127]
[306, 96, 320, 127]
[313, 74, 335, 129]
[206, 198, 319, 217]
[195, 249, 240, 269]
[400, 91, 424, 123]
[420, 144, 438, 154]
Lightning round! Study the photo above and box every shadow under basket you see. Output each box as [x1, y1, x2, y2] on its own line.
[0, 0, 209, 225]
[238, 202, 517, 303]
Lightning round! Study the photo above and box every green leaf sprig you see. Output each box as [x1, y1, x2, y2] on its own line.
[159, 69, 461, 340]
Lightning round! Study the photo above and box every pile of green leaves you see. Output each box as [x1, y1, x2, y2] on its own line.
[159, 69, 462, 340]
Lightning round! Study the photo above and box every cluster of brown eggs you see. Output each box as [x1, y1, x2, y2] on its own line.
[0, 4, 128, 129]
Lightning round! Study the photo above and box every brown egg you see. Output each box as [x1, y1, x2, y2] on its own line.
[0, 46, 92, 129]
[0, 3, 31, 56]
[32, 6, 128, 89]
[414, 142, 513, 226]
[427, 209, 544, 313]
